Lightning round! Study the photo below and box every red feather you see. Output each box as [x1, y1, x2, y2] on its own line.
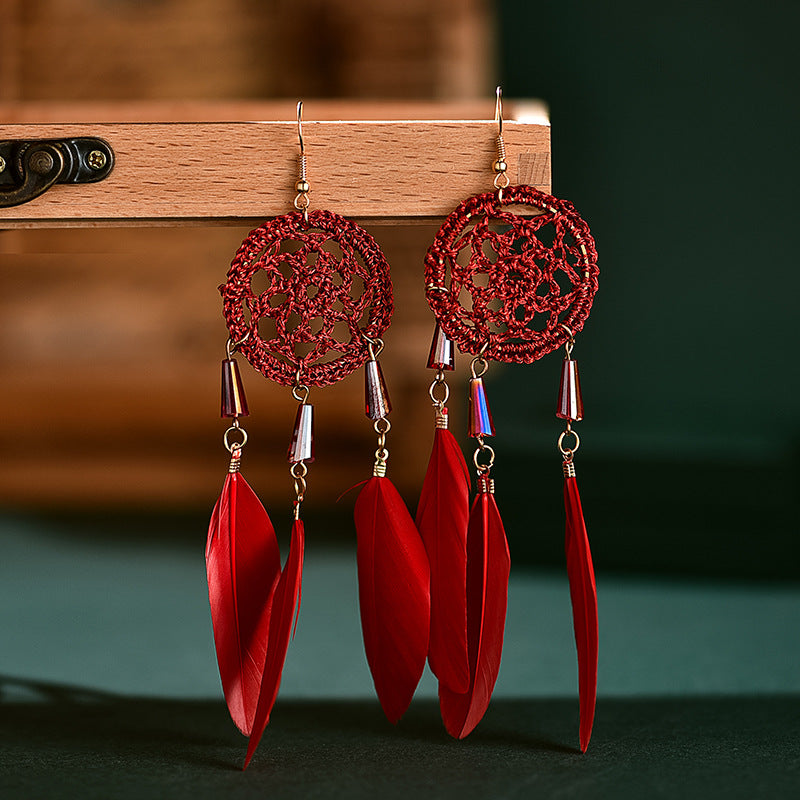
[243, 518, 305, 769]
[439, 489, 510, 739]
[416, 427, 470, 693]
[564, 475, 598, 753]
[206, 471, 281, 735]
[355, 476, 430, 724]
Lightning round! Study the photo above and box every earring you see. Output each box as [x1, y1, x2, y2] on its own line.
[209, 102, 394, 768]
[354, 335, 430, 725]
[416, 328, 471, 699]
[421, 88, 599, 750]
[206, 336, 280, 744]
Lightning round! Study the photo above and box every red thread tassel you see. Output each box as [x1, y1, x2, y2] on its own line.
[439, 484, 510, 739]
[416, 426, 471, 693]
[564, 473, 598, 752]
[355, 476, 430, 724]
[206, 466, 281, 735]
[243, 518, 305, 769]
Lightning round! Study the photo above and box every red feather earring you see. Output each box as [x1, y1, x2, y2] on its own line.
[431, 342, 511, 741]
[557, 329, 598, 753]
[211, 102, 393, 769]
[416, 327, 471, 696]
[355, 337, 431, 723]
[422, 88, 600, 749]
[207, 344, 281, 738]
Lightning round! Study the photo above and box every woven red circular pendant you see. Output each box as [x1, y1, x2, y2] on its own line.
[425, 185, 599, 364]
[221, 209, 393, 387]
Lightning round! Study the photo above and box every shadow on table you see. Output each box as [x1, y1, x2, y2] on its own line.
[1, 676, 798, 799]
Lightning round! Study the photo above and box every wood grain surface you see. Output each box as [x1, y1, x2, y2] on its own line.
[0, 113, 549, 226]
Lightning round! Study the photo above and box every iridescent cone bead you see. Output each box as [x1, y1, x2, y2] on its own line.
[426, 322, 455, 370]
[556, 359, 584, 421]
[365, 359, 392, 420]
[221, 358, 249, 418]
[468, 377, 495, 437]
[288, 403, 315, 463]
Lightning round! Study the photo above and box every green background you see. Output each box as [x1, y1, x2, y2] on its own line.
[496, 0, 799, 579]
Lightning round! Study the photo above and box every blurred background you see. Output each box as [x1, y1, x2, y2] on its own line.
[2, 3, 799, 794]
[1, 0, 798, 578]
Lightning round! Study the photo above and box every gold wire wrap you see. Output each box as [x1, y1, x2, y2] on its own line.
[363, 334, 385, 362]
[477, 474, 495, 494]
[223, 419, 248, 453]
[469, 342, 490, 379]
[473, 433, 496, 475]
[557, 421, 581, 459]
[429, 368, 450, 429]
[227, 447, 243, 474]
[560, 323, 576, 359]
[290, 460, 308, 517]
[291, 371, 311, 403]
[470, 354, 489, 379]
[373, 417, 391, 477]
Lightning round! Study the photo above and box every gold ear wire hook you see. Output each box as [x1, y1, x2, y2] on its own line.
[493, 86, 509, 197]
[495, 85, 503, 138]
[294, 100, 310, 222]
[297, 100, 305, 156]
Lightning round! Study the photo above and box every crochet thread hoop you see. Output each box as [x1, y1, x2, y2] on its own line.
[221, 209, 393, 387]
[425, 185, 598, 363]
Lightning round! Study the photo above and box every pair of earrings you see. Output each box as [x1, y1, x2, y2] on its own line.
[206, 92, 599, 769]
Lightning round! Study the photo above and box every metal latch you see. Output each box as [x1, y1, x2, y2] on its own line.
[0, 138, 115, 208]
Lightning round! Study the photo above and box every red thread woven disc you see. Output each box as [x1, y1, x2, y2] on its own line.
[221, 210, 393, 387]
[425, 185, 599, 363]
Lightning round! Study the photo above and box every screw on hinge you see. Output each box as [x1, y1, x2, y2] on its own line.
[86, 150, 107, 170]
[0, 156, 6, 173]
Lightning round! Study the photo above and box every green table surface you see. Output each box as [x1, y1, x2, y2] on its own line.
[2, 514, 799, 798]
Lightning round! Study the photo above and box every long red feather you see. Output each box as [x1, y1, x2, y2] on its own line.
[416, 427, 470, 693]
[206, 470, 281, 735]
[355, 475, 430, 724]
[439, 489, 510, 739]
[564, 475, 598, 753]
[243, 518, 305, 769]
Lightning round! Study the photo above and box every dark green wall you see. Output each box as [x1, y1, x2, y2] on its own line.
[496, 1, 799, 578]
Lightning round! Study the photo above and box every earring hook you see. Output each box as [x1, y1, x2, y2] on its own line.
[297, 100, 305, 155]
[495, 86, 503, 137]
[493, 86, 509, 196]
[294, 100, 310, 221]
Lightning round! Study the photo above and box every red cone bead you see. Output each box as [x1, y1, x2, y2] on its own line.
[468, 377, 495, 437]
[557, 359, 584, 421]
[365, 359, 392, 420]
[427, 322, 455, 371]
[288, 403, 315, 463]
[221, 358, 249, 418]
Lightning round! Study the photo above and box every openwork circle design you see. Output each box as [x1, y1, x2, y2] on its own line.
[221, 210, 393, 387]
[425, 185, 599, 364]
